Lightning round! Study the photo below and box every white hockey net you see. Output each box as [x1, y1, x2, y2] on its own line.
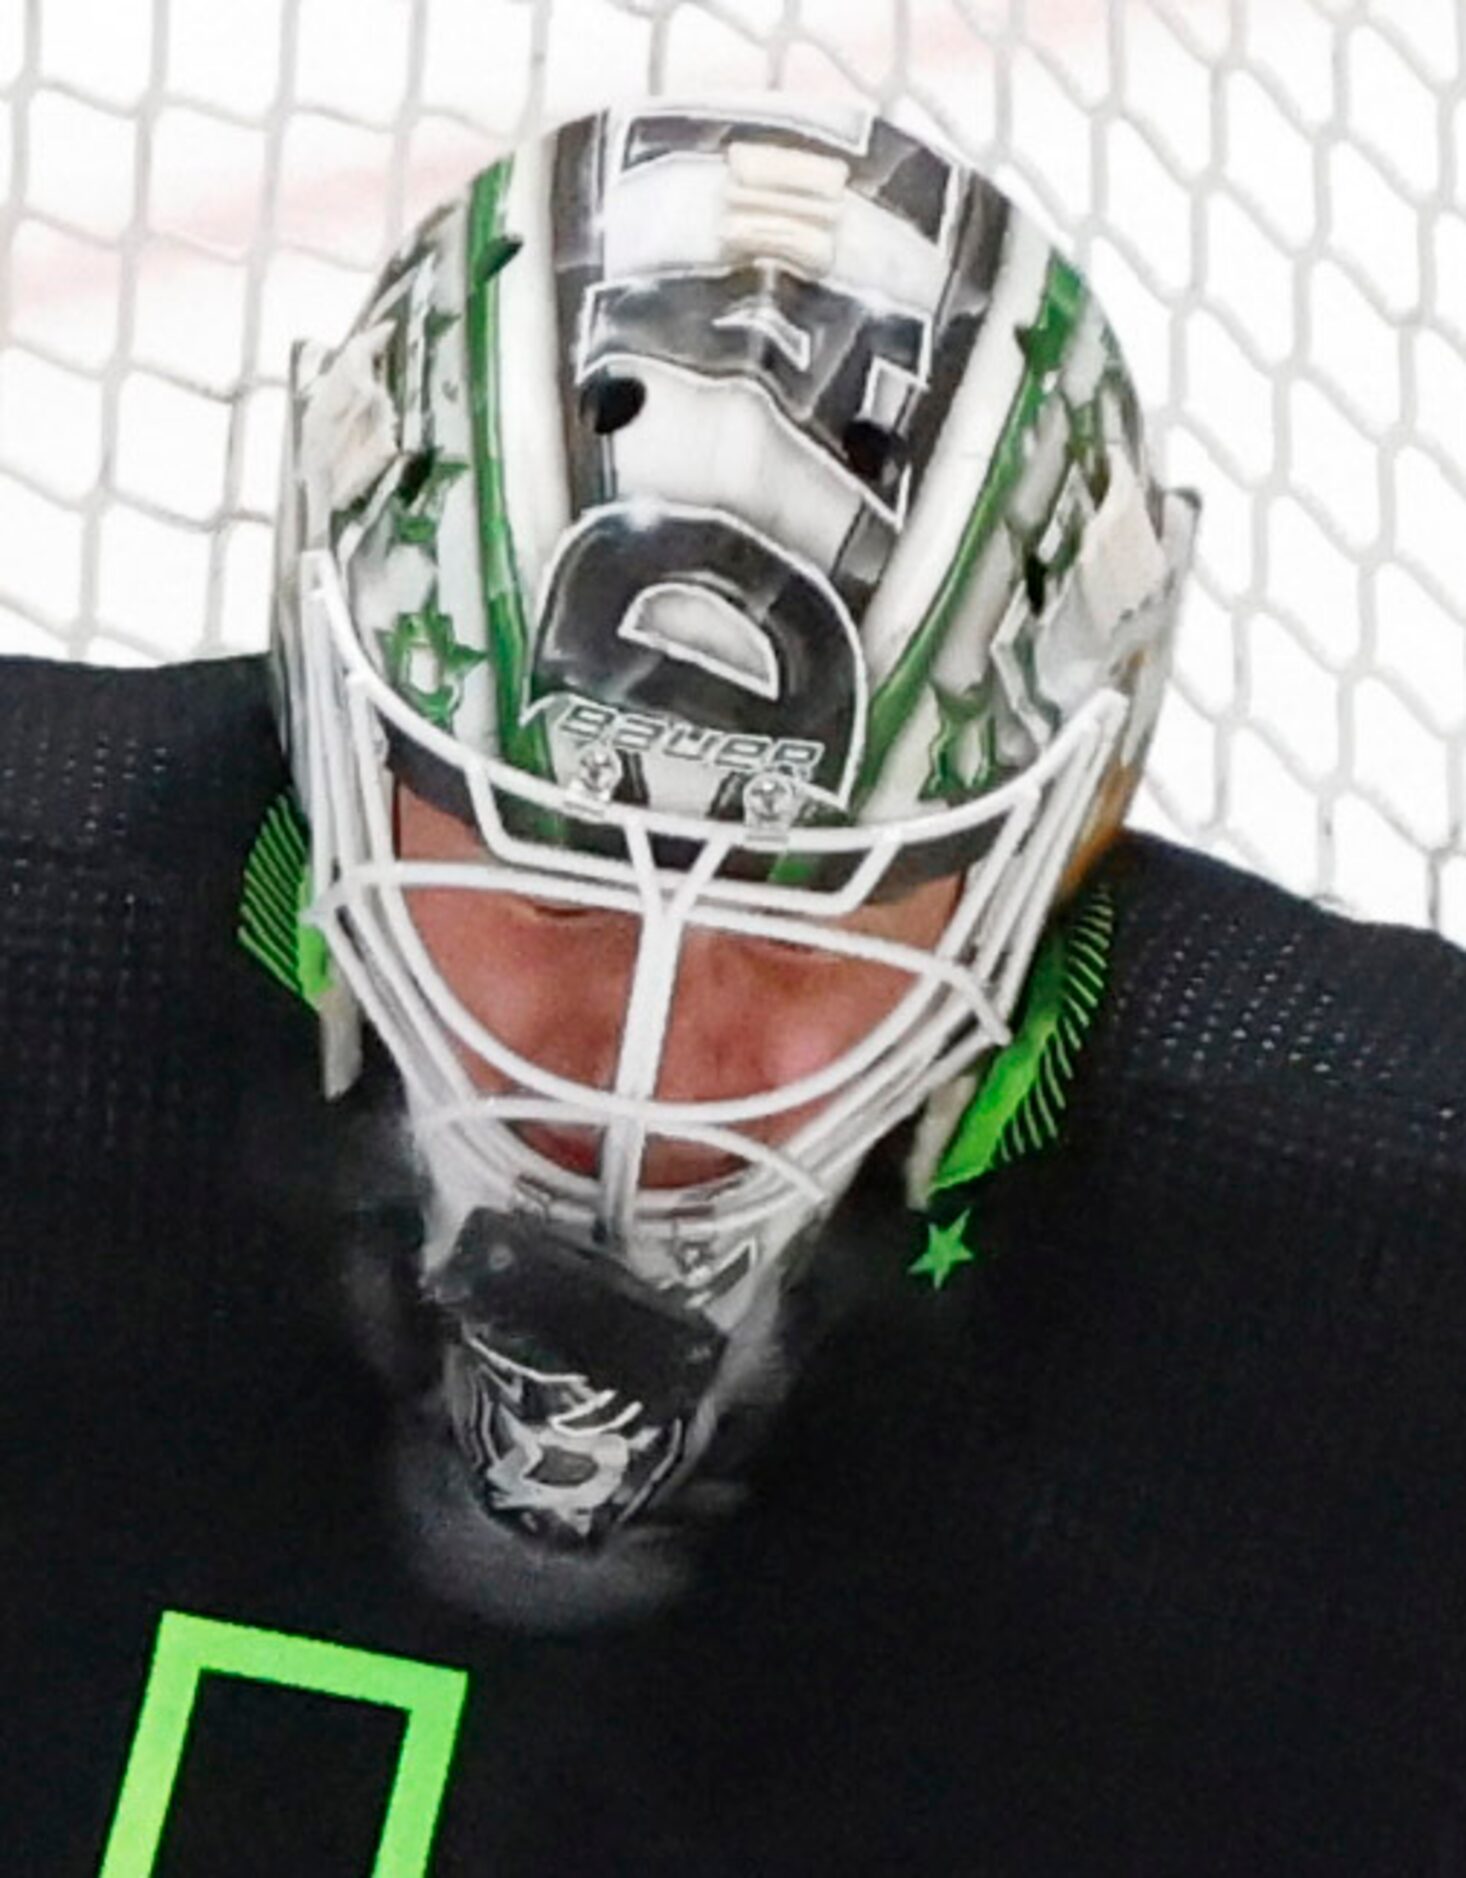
[1, 0, 1462, 940]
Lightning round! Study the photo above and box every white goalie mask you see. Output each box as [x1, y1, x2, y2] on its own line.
[272, 95, 1197, 1549]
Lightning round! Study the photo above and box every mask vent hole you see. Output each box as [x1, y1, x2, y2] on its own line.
[1023, 552, 1047, 612]
[842, 417, 902, 485]
[583, 374, 646, 435]
[396, 451, 434, 506]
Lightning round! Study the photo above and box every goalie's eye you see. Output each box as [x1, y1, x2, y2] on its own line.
[582, 374, 646, 436]
[842, 417, 903, 486]
[524, 900, 606, 923]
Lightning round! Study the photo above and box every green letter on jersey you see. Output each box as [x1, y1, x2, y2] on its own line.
[98, 1610, 468, 1878]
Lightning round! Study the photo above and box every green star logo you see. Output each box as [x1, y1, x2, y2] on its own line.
[908, 1209, 979, 1289]
[378, 594, 486, 730]
[1062, 386, 1105, 487]
[391, 450, 468, 546]
[1015, 262, 1081, 388]
[922, 674, 999, 801]
[1062, 347, 1133, 491]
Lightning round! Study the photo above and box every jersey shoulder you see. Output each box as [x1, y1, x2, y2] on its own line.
[914, 832, 1466, 1282]
[0, 653, 302, 1372]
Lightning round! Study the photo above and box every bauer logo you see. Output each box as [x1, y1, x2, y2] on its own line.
[555, 696, 825, 780]
[524, 502, 866, 808]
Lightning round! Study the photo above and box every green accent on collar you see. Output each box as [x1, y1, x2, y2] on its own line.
[238, 792, 332, 1009]
[908, 1209, 979, 1289]
[908, 880, 1114, 1287]
[929, 880, 1114, 1199]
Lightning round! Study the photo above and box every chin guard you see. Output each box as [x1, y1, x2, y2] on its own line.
[424, 1210, 727, 1542]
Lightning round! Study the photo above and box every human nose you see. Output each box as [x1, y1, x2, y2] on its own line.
[651, 926, 828, 1113]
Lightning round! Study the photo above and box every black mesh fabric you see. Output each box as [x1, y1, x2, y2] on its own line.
[0, 655, 301, 1378]
[3, 652, 1465, 1876]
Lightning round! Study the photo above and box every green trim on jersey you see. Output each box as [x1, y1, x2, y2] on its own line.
[908, 1207, 978, 1290]
[858, 253, 1088, 811]
[238, 792, 332, 1009]
[99, 1609, 467, 1878]
[910, 879, 1114, 1286]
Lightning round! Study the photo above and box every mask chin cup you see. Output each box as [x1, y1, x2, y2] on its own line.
[424, 1210, 732, 1543]
[429, 1209, 727, 1428]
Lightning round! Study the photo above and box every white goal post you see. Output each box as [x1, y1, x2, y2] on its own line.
[1, 0, 1463, 940]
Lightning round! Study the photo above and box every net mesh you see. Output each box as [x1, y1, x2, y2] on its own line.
[1, 0, 1462, 940]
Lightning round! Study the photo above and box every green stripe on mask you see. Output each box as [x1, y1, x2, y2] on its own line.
[467, 160, 550, 782]
[856, 252, 1088, 812]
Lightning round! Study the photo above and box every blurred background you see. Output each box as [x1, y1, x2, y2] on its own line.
[1, 0, 1463, 937]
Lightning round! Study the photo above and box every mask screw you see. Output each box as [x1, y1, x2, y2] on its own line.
[743, 767, 801, 831]
[571, 742, 622, 804]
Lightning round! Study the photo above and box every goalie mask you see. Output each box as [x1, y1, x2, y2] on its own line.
[272, 96, 1197, 1551]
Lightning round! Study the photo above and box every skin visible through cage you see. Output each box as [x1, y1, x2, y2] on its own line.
[395, 782, 963, 1188]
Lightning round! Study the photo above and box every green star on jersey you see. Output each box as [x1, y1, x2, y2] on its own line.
[907, 881, 1116, 1292]
[909, 1210, 978, 1290]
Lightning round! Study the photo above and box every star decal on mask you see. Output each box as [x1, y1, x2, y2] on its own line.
[922, 673, 1000, 801]
[1061, 348, 1135, 493]
[391, 450, 469, 546]
[377, 593, 486, 729]
[1062, 384, 1106, 490]
[425, 305, 459, 347]
[1014, 262, 1081, 391]
[908, 1209, 979, 1290]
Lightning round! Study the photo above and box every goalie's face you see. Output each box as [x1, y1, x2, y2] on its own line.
[373, 768, 981, 1571]
[397, 781, 963, 1191]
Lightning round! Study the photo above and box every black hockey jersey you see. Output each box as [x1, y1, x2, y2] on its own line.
[3, 653, 1465, 1876]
